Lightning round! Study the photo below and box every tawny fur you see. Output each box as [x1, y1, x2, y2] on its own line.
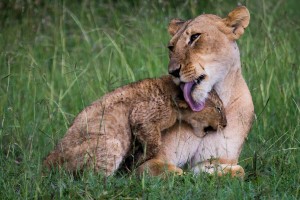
[138, 6, 254, 177]
[43, 75, 226, 175]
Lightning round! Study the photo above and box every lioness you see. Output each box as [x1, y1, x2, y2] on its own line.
[43, 75, 226, 175]
[137, 6, 254, 177]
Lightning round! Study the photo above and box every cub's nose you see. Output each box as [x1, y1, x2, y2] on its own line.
[222, 123, 227, 128]
[221, 118, 227, 128]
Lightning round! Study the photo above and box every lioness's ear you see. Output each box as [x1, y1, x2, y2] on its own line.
[223, 6, 250, 40]
[168, 18, 185, 36]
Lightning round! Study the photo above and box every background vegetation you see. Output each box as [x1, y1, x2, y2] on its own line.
[0, 0, 299, 199]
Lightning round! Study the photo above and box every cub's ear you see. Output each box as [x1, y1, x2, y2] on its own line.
[222, 6, 250, 40]
[168, 18, 185, 36]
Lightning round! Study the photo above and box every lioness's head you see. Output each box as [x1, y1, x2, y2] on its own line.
[167, 6, 250, 111]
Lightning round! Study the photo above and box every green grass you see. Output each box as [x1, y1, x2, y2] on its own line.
[1, 0, 299, 199]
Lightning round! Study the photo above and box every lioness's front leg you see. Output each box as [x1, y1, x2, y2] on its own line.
[191, 92, 254, 178]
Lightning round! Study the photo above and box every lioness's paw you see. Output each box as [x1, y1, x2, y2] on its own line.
[192, 163, 245, 178]
[136, 159, 183, 177]
[219, 164, 245, 178]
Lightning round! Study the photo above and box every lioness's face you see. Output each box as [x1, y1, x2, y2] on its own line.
[168, 15, 232, 84]
[167, 6, 250, 111]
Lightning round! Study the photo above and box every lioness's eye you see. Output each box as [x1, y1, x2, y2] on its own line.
[216, 106, 221, 113]
[189, 33, 201, 45]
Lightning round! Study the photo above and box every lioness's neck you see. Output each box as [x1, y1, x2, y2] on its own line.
[214, 62, 242, 107]
[214, 41, 244, 106]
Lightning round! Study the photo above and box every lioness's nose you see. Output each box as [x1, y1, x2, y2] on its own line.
[169, 67, 181, 78]
[168, 59, 181, 78]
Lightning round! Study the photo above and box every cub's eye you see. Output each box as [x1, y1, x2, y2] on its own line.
[216, 106, 222, 113]
[189, 33, 201, 45]
[168, 45, 174, 52]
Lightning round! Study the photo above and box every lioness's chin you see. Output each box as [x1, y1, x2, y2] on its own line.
[191, 84, 209, 104]
[172, 77, 181, 85]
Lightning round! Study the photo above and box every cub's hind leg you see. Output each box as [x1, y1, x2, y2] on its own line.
[68, 137, 131, 176]
[93, 138, 129, 176]
[43, 137, 129, 176]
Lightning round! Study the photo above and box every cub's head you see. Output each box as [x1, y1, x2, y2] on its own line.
[167, 6, 250, 111]
[181, 89, 227, 138]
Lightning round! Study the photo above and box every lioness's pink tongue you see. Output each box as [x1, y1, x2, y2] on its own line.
[180, 82, 205, 112]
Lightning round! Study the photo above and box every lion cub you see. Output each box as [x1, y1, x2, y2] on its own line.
[43, 75, 226, 175]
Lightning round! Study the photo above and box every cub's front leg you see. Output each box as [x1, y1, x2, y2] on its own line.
[129, 100, 176, 163]
[131, 124, 162, 163]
